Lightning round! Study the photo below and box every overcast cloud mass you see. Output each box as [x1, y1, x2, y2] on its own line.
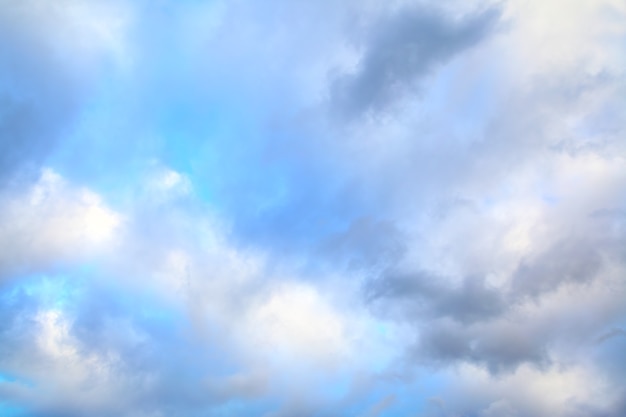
[1, 0, 625, 416]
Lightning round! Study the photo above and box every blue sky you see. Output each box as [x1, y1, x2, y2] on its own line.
[1, 0, 625, 416]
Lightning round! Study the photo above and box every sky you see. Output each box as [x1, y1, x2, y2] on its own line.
[0, 0, 625, 416]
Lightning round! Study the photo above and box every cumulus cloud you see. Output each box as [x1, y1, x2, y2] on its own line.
[0, 0, 624, 416]
[0, 169, 121, 282]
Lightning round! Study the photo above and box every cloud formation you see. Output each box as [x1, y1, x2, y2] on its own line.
[331, 5, 501, 119]
[0, 0, 625, 416]
[0, 0, 128, 181]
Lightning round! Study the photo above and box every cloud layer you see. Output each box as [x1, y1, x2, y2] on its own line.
[1, 0, 625, 416]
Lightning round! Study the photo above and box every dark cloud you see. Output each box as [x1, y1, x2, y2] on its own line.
[511, 210, 626, 299]
[366, 271, 506, 325]
[363, 202, 626, 374]
[365, 270, 548, 373]
[511, 239, 604, 298]
[331, 5, 500, 119]
[409, 319, 550, 375]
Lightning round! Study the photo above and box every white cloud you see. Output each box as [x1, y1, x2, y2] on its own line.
[242, 281, 350, 366]
[0, 0, 624, 416]
[0, 168, 122, 280]
[451, 362, 617, 417]
[503, 0, 626, 77]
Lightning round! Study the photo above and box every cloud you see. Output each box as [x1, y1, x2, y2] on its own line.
[331, 5, 501, 119]
[0, 0, 129, 182]
[0, 163, 373, 415]
[366, 271, 506, 324]
[0, 0, 625, 416]
[365, 223, 625, 374]
[242, 281, 350, 365]
[511, 238, 606, 298]
[0, 169, 121, 283]
[412, 318, 550, 374]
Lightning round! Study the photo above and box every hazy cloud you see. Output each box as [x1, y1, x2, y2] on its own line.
[331, 5, 501, 119]
[0, 0, 624, 416]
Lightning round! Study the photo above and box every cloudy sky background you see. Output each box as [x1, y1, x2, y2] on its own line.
[0, 0, 625, 416]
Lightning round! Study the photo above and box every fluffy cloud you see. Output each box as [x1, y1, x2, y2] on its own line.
[0, 0, 624, 416]
[0, 169, 121, 282]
